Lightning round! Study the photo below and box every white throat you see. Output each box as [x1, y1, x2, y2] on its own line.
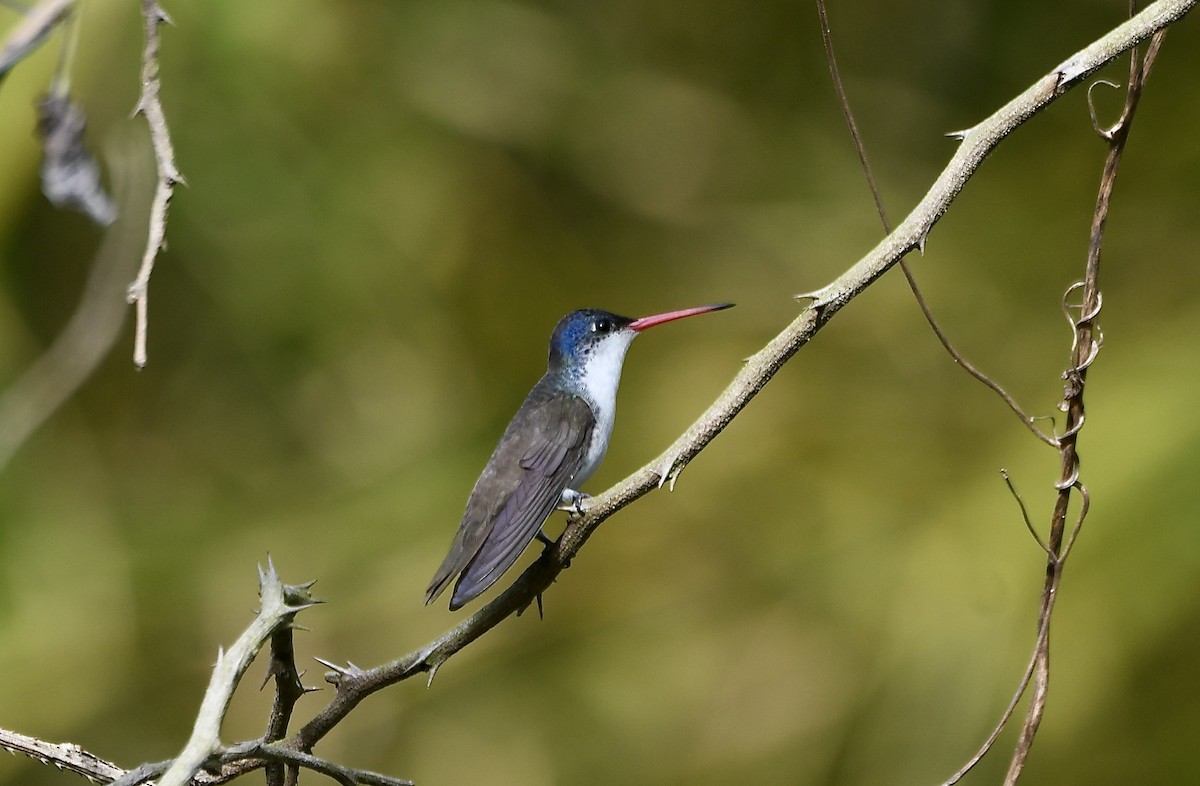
[573, 330, 638, 485]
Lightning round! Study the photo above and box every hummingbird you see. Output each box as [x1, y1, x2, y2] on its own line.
[426, 302, 734, 610]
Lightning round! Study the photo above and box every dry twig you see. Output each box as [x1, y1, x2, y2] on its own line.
[109, 562, 318, 786]
[999, 24, 1166, 786]
[0, 727, 125, 783]
[261, 580, 318, 786]
[813, 3, 1126, 777]
[127, 0, 183, 368]
[940, 16, 1168, 786]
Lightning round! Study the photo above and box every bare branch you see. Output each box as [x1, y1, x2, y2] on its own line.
[0, 0, 73, 78]
[109, 562, 317, 786]
[0, 566, 377, 786]
[814, 3, 1131, 779]
[262, 580, 319, 786]
[0, 727, 125, 784]
[947, 19, 1167, 786]
[1001, 24, 1167, 786]
[126, 0, 183, 368]
[217, 742, 413, 786]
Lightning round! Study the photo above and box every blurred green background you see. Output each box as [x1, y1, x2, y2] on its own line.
[2, 1, 1198, 784]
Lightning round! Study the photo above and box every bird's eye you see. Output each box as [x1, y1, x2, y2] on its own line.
[593, 318, 611, 334]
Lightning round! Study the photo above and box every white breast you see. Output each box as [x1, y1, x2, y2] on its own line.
[573, 330, 639, 486]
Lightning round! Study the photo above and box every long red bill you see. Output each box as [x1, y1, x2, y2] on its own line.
[628, 302, 735, 331]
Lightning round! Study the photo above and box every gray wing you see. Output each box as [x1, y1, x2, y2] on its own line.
[425, 387, 593, 609]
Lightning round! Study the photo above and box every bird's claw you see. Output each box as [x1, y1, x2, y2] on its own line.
[558, 489, 590, 515]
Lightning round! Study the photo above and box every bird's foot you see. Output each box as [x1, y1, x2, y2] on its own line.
[558, 488, 590, 515]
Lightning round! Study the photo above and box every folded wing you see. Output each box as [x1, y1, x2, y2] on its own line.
[425, 386, 594, 609]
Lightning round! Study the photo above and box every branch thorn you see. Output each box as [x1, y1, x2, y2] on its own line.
[426, 660, 442, 688]
[793, 288, 826, 305]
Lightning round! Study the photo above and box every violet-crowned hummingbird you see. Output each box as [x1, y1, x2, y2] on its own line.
[426, 302, 735, 609]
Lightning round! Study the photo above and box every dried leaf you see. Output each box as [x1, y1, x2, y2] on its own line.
[36, 92, 117, 225]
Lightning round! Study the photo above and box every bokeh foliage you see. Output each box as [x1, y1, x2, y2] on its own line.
[2, 1, 1199, 784]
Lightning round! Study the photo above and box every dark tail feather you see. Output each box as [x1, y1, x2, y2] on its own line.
[425, 566, 456, 606]
[426, 538, 471, 605]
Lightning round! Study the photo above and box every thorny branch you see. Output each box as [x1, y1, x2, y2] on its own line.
[127, 0, 183, 368]
[214, 743, 412, 786]
[1, 566, 407, 786]
[103, 740, 412, 786]
[108, 562, 321, 786]
[0, 728, 125, 783]
[261, 579, 318, 786]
